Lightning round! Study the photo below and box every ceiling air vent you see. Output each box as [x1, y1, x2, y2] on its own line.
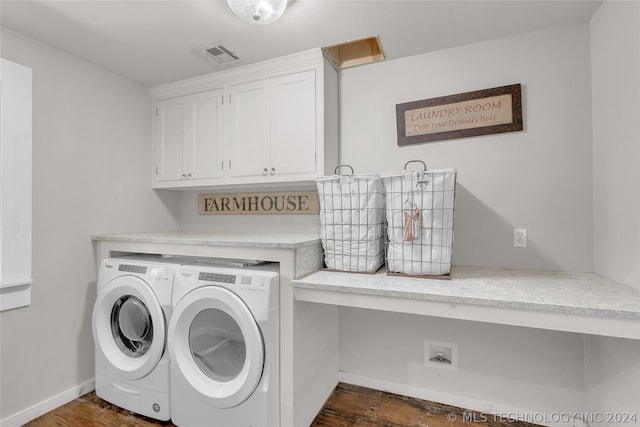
[199, 43, 241, 66]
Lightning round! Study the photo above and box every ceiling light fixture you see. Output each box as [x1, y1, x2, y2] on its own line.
[227, 0, 287, 25]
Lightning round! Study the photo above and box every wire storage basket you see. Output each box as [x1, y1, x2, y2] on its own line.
[316, 165, 385, 273]
[381, 161, 457, 276]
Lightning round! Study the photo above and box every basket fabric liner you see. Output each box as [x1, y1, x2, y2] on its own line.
[317, 174, 385, 273]
[381, 169, 456, 276]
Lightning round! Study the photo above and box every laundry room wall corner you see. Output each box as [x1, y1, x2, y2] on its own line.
[0, 27, 179, 427]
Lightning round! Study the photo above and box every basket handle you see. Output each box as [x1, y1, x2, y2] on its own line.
[403, 160, 427, 172]
[334, 164, 355, 175]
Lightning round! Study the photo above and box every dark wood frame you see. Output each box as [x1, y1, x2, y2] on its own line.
[396, 84, 523, 145]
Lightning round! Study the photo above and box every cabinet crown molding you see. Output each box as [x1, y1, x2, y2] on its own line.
[149, 48, 325, 99]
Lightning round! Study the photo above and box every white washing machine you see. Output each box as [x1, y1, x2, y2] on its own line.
[168, 260, 280, 427]
[92, 255, 182, 421]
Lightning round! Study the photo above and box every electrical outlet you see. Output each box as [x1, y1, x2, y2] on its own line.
[424, 340, 458, 370]
[513, 228, 527, 248]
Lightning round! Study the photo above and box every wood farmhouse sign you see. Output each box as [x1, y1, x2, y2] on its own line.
[199, 191, 320, 215]
[396, 84, 523, 145]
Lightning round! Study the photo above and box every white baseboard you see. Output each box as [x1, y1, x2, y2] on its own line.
[338, 373, 588, 427]
[0, 378, 95, 427]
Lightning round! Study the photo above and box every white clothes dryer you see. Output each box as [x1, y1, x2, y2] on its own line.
[168, 260, 280, 427]
[92, 255, 182, 421]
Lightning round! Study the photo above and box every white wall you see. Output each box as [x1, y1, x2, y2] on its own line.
[586, 1, 640, 420]
[591, 0, 640, 292]
[178, 23, 595, 275]
[340, 23, 594, 273]
[585, 336, 640, 420]
[173, 21, 608, 417]
[332, 23, 594, 415]
[339, 308, 586, 416]
[0, 29, 179, 425]
[1, 2, 637, 422]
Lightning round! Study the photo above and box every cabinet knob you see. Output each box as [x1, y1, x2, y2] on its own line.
[263, 168, 268, 176]
[182, 173, 187, 178]
[270, 167, 275, 176]
[187, 173, 192, 178]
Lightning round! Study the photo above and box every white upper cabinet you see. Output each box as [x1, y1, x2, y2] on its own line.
[270, 70, 316, 177]
[228, 70, 316, 180]
[150, 48, 338, 190]
[154, 96, 186, 183]
[153, 89, 224, 187]
[191, 90, 225, 180]
[228, 79, 270, 178]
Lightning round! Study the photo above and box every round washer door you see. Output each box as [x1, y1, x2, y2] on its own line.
[168, 286, 264, 409]
[92, 275, 165, 380]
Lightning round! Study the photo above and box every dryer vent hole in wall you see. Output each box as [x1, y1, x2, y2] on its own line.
[424, 340, 458, 370]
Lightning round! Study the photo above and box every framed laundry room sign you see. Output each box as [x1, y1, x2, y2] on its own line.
[199, 191, 319, 215]
[396, 83, 523, 145]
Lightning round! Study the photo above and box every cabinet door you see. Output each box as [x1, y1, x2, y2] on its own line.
[154, 96, 187, 182]
[228, 80, 270, 178]
[188, 89, 224, 180]
[270, 70, 316, 176]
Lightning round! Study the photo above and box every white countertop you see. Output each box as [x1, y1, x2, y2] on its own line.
[293, 266, 640, 319]
[292, 266, 640, 339]
[91, 232, 640, 338]
[91, 230, 321, 249]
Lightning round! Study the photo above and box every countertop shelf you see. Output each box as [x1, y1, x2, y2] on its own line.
[91, 230, 321, 249]
[92, 231, 640, 340]
[292, 266, 640, 340]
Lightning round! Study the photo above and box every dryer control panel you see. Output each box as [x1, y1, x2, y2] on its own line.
[197, 272, 267, 292]
[172, 263, 279, 311]
[199, 272, 235, 284]
[197, 271, 274, 295]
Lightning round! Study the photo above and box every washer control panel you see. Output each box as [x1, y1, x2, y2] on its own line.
[98, 256, 182, 304]
[118, 264, 147, 274]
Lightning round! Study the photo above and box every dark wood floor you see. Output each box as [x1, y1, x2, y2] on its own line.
[314, 383, 541, 427]
[26, 382, 539, 427]
[25, 392, 172, 427]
